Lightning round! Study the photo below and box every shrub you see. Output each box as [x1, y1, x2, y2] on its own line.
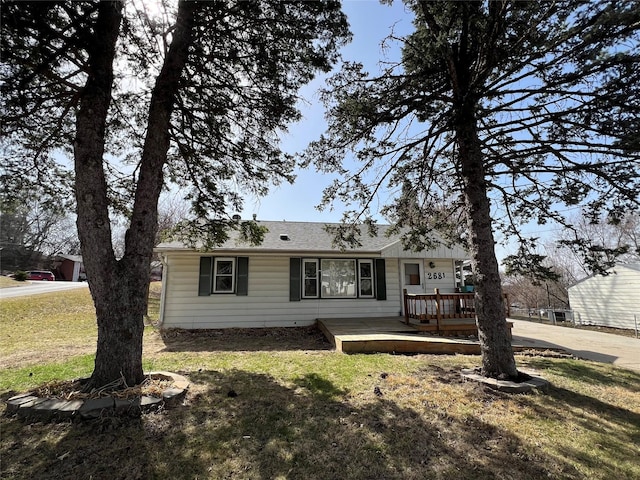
[13, 271, 28, 282]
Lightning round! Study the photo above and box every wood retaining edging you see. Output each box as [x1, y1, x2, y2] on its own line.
[5, 371, 189, 421]
[319, 317, 534, 355]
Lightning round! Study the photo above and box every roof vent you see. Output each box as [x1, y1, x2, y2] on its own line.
[279, 234, 290, 241]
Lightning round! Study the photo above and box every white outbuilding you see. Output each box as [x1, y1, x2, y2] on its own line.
[568, 263, 640, 331]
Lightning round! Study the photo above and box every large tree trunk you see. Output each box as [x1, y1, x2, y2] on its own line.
[74, 0, 197, 389]
[457, 119, 518, 379]
[73, 1, 136, 388]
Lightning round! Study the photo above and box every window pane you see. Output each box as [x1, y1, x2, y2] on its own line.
[405, 263, 420, 285]
[360, 278, 373, 296]
[360, 263, 372, 278]
[216, 261, 233, 275]
[304, 279, 317, 297]
[321, 260, 356, 297]
[304, 262, 317, 278]
[215, 276, 233, 292]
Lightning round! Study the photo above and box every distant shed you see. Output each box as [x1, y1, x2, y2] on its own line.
[568, 263, 640, 330]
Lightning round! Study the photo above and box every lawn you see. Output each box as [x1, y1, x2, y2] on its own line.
[1, 287, 639, 479]
[0, 276, 25, 289]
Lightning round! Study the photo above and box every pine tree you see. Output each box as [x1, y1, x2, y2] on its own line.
[304, 0, 640, 378]
[1, 0, 349, 389]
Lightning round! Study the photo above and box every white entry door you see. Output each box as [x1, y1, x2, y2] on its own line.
[401, 260, 425, 294]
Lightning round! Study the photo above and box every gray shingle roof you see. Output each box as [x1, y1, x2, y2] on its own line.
[156, 220, 399, 253]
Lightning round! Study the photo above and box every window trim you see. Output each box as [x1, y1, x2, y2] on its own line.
[212, 257, 236, 294]
[290, 257, 387, 301]
[302, 258, 319, 299]
[357, 259, 375, 298]
[320, 258, 357, 299]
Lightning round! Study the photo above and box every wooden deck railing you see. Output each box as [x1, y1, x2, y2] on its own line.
[403, 288, 510, 333]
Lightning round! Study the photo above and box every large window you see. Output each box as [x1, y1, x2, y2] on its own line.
[321, 259, 357, 298]
[213, 257, 235, 293]
[290, 257, 385, 301]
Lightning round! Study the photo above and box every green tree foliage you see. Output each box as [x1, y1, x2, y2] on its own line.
[304, 0, 640, 378]
[1, 0, 349, 388]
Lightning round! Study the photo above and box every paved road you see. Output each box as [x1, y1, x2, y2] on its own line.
[0, 281, 89, 299]
[510, 318, 640, 372]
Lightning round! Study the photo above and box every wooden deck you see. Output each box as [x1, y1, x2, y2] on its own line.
[403, 289, 511, 338]
[318, 317, 484, 354]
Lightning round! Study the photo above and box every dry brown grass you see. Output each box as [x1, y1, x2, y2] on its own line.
[0, 276, 25, 288]
[1, 287, 639, 480]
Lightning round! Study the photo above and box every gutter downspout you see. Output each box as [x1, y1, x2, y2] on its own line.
[158, 253, 169, 326]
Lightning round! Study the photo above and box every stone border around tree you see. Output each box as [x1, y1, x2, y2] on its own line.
[461, 368, 550, 393]
[4, 371, 189, 421]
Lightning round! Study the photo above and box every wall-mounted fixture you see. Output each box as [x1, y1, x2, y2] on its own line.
[429, 261, 436, 269]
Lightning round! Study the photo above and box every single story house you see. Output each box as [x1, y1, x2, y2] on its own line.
[568, 263, 640, 330]
[154, 220, 469, 329]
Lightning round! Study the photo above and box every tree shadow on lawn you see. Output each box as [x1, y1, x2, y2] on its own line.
[1, 369, 588, 480]
[516, 360, 640, 478]
[525, 357, 640, 393]
[155, 325, 332, 353]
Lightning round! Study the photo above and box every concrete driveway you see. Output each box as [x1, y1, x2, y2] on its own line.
[0, 281, 89, 299]
[510, 318, 640, 372]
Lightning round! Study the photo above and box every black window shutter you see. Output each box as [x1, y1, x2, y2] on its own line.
[289, 257, 301, 301]
[375, 258, 387, 300]
[236, 256, 249, 296]
[198, 257, 213, 296]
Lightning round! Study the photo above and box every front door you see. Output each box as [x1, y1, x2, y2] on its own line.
[401, 260, 425, 316]
[401, 260, 425, 294]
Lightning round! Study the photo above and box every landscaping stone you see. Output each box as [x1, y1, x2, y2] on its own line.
[79, 397, 115, 419]
[162, 387, 186, 406]
[5, 393, 38, 413]
[461, 368, 550, 393]
[4, 371, 190, 422]
[114, 398, 138, 415]
[140, 395, 163, 412]
[52, 399, 85, 419]
[32, 399, 82, 420]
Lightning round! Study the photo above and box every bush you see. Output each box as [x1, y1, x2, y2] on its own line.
[13, 270, 28, 282]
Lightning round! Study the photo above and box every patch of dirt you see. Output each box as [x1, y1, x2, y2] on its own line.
[153, 325, 331, 353]
[464, 367, 533, 383]
[516, 348, 575, 359]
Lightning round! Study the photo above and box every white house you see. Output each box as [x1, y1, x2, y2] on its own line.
[154, 220, 469, 329]
[568, 263, 640, 330]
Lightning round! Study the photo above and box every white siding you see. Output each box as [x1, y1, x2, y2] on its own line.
[161, 254, 401, 329]
[568, 265, 640, 330]
[422, 259, 459, 293]
[382, 241, 466, 259]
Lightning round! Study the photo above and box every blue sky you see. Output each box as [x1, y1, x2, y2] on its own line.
[239, 1, 544, 262]
[241, 0, 413, 223]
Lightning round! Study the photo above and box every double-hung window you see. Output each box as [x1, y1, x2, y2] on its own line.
[213, 257, 235, 293]
[358, 259, 374, 298]
[199, 256, 248, 296]
[302, 259, 319, 298]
